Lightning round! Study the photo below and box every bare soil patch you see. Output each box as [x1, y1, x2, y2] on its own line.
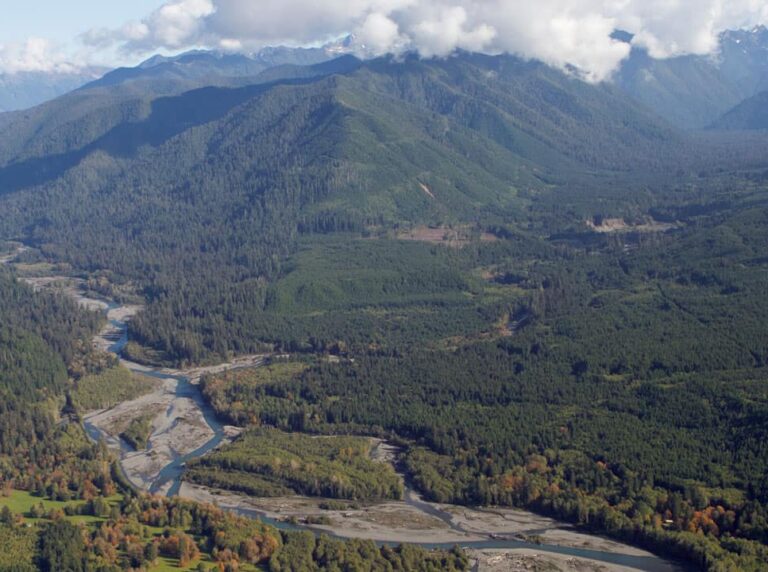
[586, 218, 678, 234]
[397, 225, 498, 247]
[468, 549, 649, 572]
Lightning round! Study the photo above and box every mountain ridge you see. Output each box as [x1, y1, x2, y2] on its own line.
[0, 52, 693, 293]
[4, 26, 768, 131]
[710, 90, 768, 130]
[615, 26, 768, 128]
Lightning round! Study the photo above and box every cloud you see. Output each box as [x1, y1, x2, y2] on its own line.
[81, 0, 215, 53]
[612, 0, 768, 58]
[80, 0, 768, 82]
[129, 0, 215, 50]
[408, 5, 497, 57]
[358, 13, 405, 56]
[0, 38, 81, 74]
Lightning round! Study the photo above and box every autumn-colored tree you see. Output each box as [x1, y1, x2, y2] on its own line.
[91, 537, 118, 565]
[144, 541, 159, 565]
[238, 538, 262, 563]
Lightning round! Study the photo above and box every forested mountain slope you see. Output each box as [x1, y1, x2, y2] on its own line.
[0, 56, 362, 168]
[0, 36, 354, 115]
[80, 36, 358, 96]
[2, 50, 768, 570]
[710, 90, 768, 130]
[0, 53, 681, 178]
[0, 52, 694, 362]
[615, 26, 768, 128]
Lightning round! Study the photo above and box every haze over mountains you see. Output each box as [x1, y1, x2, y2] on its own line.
[0, 35, 359, 112]
[3, 26, 768, 133]
[710, 90, 768, 130]
[616, 26, 768, 128]
[0, 67, 106, 112]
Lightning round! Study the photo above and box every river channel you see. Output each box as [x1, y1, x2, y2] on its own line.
[0, 244, 686, 572]
[83, 296, 686, 571]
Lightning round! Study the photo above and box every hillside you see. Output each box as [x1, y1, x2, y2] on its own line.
[615, 26, 768, 128]
[0, 52, 694, 362]
[710, 90, 768, 130]
[0, 53, 763, 368]
[0, 68, 106, 112]
[0, 52, 685, 251]
[2, 48, 768, 570]
[0, 37, 355, 116]
[0, 57, 365, 169]
[74, 37, 358, 103]
[0, 52, 682, 173]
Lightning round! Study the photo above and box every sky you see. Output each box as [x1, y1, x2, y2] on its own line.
[0, 0, 164, 72]
[1, 0, 768, 81]
[0, 1, 161, 43]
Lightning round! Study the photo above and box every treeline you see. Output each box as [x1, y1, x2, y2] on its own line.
[0, 269, 102, 393]
[191, 201, 768, 570]
[0, 271, 117, 501]
[7, 495, 281, 571]
[187, 428, 403, 501]
[404, 447, 768, 570]
[0, 492, 468, 571]
[0, 50, 719, 368]
[269, 531, 468, 572]
[127, 237, 500, 365]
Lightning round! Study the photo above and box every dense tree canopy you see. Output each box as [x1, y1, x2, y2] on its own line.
[1, 51, 768, 571]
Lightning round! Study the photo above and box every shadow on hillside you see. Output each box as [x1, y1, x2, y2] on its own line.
[0, 56, 363, 195]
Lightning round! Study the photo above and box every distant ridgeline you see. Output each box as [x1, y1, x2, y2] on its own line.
[0, 49, 767, 570]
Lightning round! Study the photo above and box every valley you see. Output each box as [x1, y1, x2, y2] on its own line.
[1, 38, 768, 571]
[6, 248, 684, 571]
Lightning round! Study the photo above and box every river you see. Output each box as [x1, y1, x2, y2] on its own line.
[1, 247, 687, 571]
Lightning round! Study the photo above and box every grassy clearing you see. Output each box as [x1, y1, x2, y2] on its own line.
[187, 428, 403, 501]
[0, 490, 123, 522]
[0, 492, 248, 571]
[0, 490, 82, 516]
[73, 365, 160, 411]
[12, 262, 59, 277]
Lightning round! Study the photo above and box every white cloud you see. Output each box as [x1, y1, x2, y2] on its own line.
[81, 0, 215, 53]
[131, 0, 215, 49]
[218, 38, 243, 52]
[0, 38, 80, 74]
[14, 0, 768, 80]
[408, 5, 496, 57]
[613, 0, 768, 58]
[358, 13, 404, 56]
[469, 1, 630, 82]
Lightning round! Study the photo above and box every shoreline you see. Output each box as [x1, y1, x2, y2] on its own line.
[177, 484, 684, 571]
[467, 548, 657, 572]
[176, 483, 676, 560]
